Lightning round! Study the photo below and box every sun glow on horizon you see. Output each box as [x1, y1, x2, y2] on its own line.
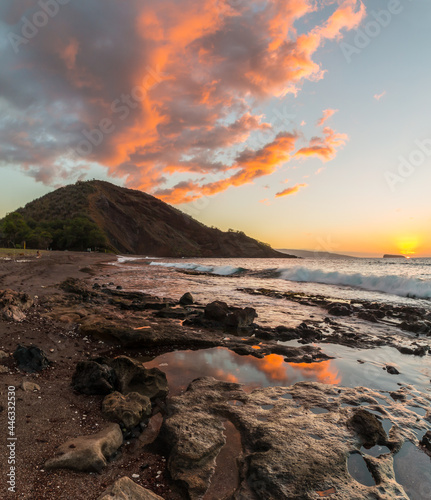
[396, 235, 420, 256]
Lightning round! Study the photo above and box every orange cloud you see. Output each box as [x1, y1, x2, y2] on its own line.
[2, 0, 365, 202]
[295, 126, 348, 162]
[275, 183, 308, 198]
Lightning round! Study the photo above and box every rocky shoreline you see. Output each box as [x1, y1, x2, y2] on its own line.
[1, 252, 431, 499]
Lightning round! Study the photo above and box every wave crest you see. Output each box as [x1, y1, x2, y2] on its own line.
[278, 266, 431, 299]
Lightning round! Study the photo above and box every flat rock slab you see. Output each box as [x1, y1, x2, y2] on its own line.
[97, 477, 164, 500]
[45, 423, 123, 473]
[162, 377, 431, 499]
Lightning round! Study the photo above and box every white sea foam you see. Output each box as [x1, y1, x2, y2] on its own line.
[278, 266, 431, 299]
[117, 255, 161, 263]
[149, 261, 242, 276]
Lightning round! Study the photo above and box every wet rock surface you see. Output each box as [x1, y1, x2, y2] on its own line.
[239, 287, 431, 353]
[162, 377, 431, 499]
[41, 279, 333, 364]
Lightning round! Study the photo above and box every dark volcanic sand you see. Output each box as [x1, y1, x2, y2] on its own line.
[0, 252, 185, 500]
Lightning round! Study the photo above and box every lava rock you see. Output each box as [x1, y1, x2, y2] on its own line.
[0, 289, 33, 322]
[386, 365, 400, 375]
[108, 356, 168, 401]
[357, 311, 378, 323]
[347, 409, 387, 448]
[102, 391, 151, 429]
[13, 345, 50, 373]
[225, 307, 257, 329]
[72, 360, 117, 395]
[327, 304, 353, 316]
[45, 423, 123, 473]
[420, 431, 431, 453]
[204, 301, 229, 322]
[179, 292, 194, 306]
[97, 476, 165, 499]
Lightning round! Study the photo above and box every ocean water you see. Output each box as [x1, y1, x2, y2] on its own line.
[106, 256, 431, 498]
[109, 256, 431, 328]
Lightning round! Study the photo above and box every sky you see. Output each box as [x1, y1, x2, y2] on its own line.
[0, 0, 430, 257]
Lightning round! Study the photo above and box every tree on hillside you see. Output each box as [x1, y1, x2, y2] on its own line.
[27, 227, 53, 249]
[1, 212, 30, 247]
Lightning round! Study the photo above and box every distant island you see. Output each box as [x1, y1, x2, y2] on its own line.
[278, 249, 358, 260]
[0, 180, 296, 259]
[383, 254, 407, 259]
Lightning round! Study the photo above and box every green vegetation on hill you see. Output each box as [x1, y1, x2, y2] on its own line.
[0, 180, 292, 257]
[0, 182, 109, 250]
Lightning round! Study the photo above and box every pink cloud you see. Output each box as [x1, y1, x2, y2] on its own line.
[317, 109, 338, 126]
[374, 91, 386, 101]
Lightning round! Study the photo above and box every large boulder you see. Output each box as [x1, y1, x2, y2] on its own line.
[0, 289, 33, 322]
[225, 307, 257, 328]
[204, 301, 229, 322]
[72, 360, 117, 395]
[97, 477, 164, 499]
[102, 391, 152, 429]
[204, 301, 257, 329]
[45, 423, 123, 473]
[108, 356, 168, 401]
[13, 345, 50, 373]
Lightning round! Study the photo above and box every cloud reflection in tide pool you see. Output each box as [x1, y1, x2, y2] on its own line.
[142, 347, 340, 395]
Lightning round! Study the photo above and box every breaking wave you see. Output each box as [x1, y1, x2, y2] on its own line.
[149, 261, 244, 276]
[278, 266, 431, 299]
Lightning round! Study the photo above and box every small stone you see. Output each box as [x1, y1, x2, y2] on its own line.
[22, 380, 41, 392]
[386, 365, 400, 375]
[179, 292, 194, 306]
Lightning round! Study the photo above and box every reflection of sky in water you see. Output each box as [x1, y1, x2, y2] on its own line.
[143, 343, 431, 396]
[143, 347, 340, 395]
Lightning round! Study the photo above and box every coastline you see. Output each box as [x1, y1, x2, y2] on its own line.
[1, 252, 431, 499]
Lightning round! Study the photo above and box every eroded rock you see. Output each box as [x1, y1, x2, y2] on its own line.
[107, 356, 168, 401]
[0, 289, 33, 321]
[161, 378, 416, 500]
[347, 409, 387, 448]
[97, 476, 165, 499]
[72, 360, 117, 395]
[102, 391, 151, 429]
[45, 423, 123, 473]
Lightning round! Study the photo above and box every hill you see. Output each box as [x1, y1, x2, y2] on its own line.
[277, 249, 358, 259]
[0, 180, 293, 258]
